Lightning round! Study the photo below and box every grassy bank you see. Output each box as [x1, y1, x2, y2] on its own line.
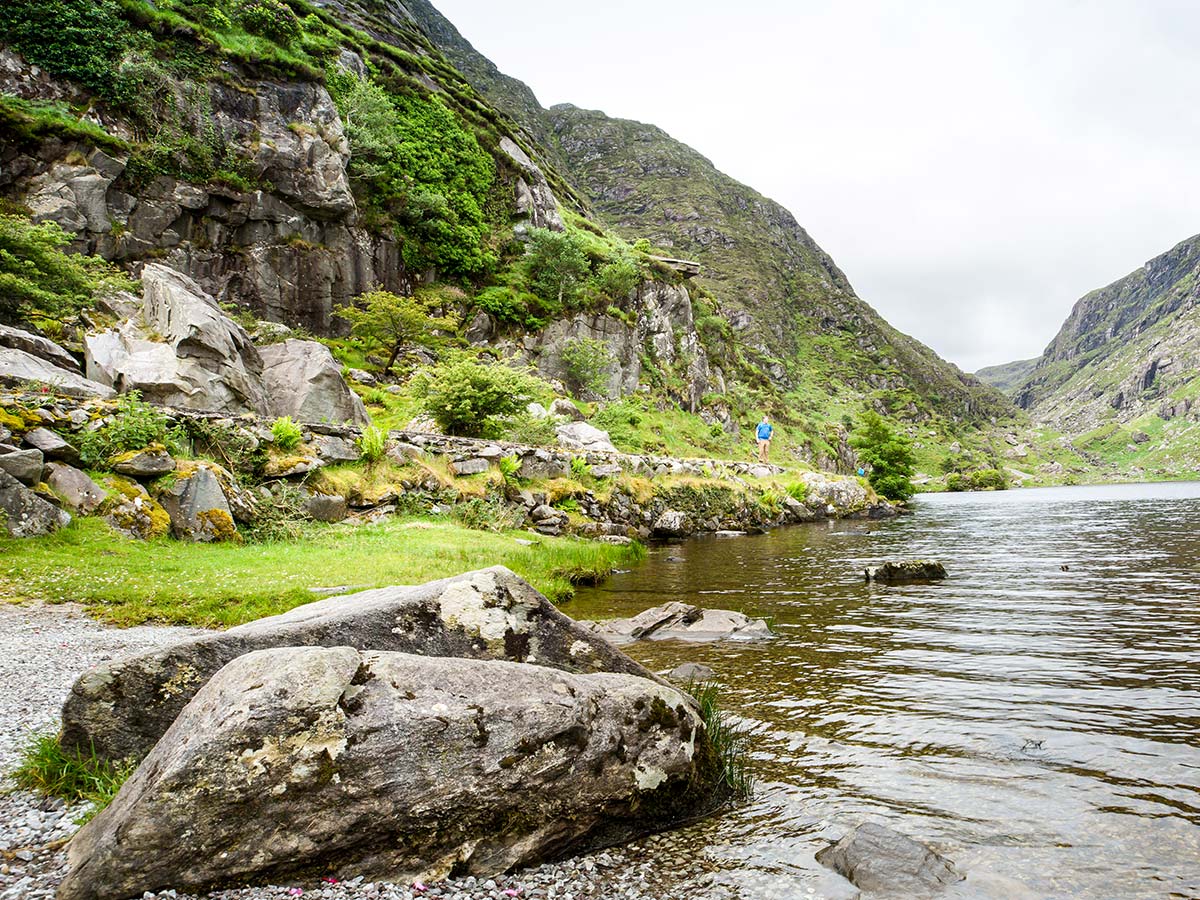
[0, 517, 642, 628]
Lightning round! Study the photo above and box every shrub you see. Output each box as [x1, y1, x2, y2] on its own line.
[498, 454, 521, 484]
[0, 0, 129, 98]
[270, 415, 303, 450]
[593, 253, 642, 300]
[523, 228, 590, 309]
[76, 392, 180, 469]
[12, 733, 134, 824]
[785, 481, 808, 503]
[335, 290, 456, 374]
[358, 424, 388, 464]
[501, 412, 559, 447]
[233, 0, 301, 45]
[417, 354, 543, 437]
[240, 482, 309, 543]
[570, 456, 591, 479]
[0, 214, 135, 324]
[850, 410, 915, 502]
[560, 337, 613, 398]
[451, 496, 524, 532]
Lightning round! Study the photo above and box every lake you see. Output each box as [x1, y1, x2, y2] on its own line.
[566, 482, 1200, 899]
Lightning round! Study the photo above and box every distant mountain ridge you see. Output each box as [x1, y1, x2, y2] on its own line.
[975, 358, 1038, 395]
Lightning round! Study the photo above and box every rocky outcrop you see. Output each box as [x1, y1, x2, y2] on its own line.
[60, 567, 656, 762]
[556, 421, 618, 453]
[0, 346, 114, 398]
[85, 264, 270, 415]
[0, 468, 70, 537]
[59, 645, 715, 900]
[45, 463, 105, 514]
[0, 447, 43, 486]
[866, 561, 948, 583]
[0, 324, 82, 374]
[499, 136, 563, 232]
[583, 602, 774, 645]
[816, 822, 964, 895]
[259, 339, 370, 426]
[157, 463, 239, 543]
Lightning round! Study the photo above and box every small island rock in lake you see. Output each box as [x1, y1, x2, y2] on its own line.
[582, 601, 774, 644]
[866, 560, 949, 583]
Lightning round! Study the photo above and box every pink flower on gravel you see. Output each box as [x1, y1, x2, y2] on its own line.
[287, 889, 303, 896]
[322, 878, 339, 884]
[503, 890, 522, 897]
[413, 881, 428, 893]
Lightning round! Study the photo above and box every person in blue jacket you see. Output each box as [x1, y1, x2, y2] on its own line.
[756, 415, 774, 463]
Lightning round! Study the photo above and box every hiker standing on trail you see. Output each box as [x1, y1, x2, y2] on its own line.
[756, 415, 774, 463]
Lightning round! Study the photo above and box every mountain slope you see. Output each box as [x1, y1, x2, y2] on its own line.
[975, 358, 1038, 394]
[400, 1, 1013, 428]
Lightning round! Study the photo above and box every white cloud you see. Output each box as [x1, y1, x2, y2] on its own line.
[434, 0, 1200, 371]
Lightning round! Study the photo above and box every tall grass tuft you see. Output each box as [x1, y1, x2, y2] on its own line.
[686, 681, 754, 801]
[12, 733, 135, 823]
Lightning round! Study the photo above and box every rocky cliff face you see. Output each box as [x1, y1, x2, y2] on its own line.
[1015, 233, 1200, 432]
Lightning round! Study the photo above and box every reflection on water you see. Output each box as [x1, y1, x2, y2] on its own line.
[567, 482, 1200, 899]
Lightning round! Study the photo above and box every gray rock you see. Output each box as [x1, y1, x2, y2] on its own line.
[60, 567, 659, 763]
[304, 492, 348, 523]
[157, 464, 237, 542]
[556, 421, 617, 453]
[0, 346, 115, 398]
[346, 367, 376, 385]
[0, 469, 71, 537]
[866, 561, 948, 583]
[85, 264, 269, 414]
[585, 602, 774, 645]
[0, 324, 82, 374]
[260, 339, 370, 426]
[590, 464, 623, 478]
[652, 509, 692, 538]
[111, 448, 176, 478]
[0, 448, 43, 486]
[22, 426, 78, 462]
[450, 457, 490, 476]
[550, 398, 585, 421]
[499, 136, 564, 231]
[45, 463, 105, 514]
[526, 401, 550, 419]
[386, 441, 424, 463]
[311, 433, 360, 463]
[58, 645, 715, 900]
[668, 662, 715, 683]
[815, 822, 964, 894]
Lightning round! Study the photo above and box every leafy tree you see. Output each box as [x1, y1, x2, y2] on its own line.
[0, 0, 129, 98]
[335, 290, 456, 374]
[0, 214, 134, 324]
[418, 353, 543, 437]
[560, 337, 613, 397]
[524, 228, 590, 310]
[593, 252, 642, 301]
[850, 409, 916, 501]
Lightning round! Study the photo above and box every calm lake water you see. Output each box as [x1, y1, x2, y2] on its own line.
[566, 482, 1200, 899]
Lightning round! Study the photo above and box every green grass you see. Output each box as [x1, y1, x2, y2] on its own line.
[11, 733, 134, 823]
[0, 517, 643, 627]
[686, 681, 754, 801]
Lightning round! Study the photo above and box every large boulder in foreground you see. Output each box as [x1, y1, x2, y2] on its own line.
[61, 567, 656, 762]
[59, 647, 716, 900]
[583, 601, 774, 645]
[259, 338, 370, 426]
[816, 822, 964, 895]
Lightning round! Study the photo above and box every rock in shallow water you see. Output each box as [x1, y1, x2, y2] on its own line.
[57, 646, 717, 900]
[60, 567, 657, 763]
[815, 822, 963, 894]
[866, 560, 948, 583]
[583, 602, 774, 645]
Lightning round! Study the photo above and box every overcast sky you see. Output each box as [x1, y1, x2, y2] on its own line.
[434, 0, 1200, 372]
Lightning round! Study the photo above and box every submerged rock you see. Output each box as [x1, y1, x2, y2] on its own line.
[583, 601, 773, 645]
[815, 822, 964, 894]
[60, 567, 657, 763]
[58, 646, 715, 900]
[866, 561, 948, 583]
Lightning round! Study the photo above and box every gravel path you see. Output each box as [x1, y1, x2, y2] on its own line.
[0, 603, 740, 900]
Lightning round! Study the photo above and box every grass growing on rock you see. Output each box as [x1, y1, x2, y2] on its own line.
[12, 733, 134, 823]
[686, 681, 754, 801]
[0, 517, 643, 627]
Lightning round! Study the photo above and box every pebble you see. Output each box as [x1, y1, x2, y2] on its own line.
[0, 604, 742, 900]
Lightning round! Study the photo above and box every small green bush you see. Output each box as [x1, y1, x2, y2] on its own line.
[451, 496, 525, 532]
[270, 415, 303, 450]
[523, 227, 590, 309]
[76, 392, 180, 469]
[501, 413, 558, 447]
[12, 733, 134, 824]
[241, 482, 309, 543]
[850, 410, 915, 502]
[498, 454, 521, 484]
[593, 253, 642, 300]
[570, 456, 591, 479]
[233, 0, 301, 44]
[417, 354, 543, 438]
[560, 337, 613, 397]
[785, 481, 808, 503]
[358, 424, 388, 464]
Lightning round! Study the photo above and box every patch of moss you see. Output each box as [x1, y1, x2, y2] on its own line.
[197, 508, 241, 543]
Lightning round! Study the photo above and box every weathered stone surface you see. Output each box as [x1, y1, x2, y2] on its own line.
[303, 492, 348, 523]
[449, 457, 490, 476]
[22, 426, 78, 462]
[311, 433, 359, 463]
[652, 509, 692, 538]
[58, 645, 714, 900]
[45, 462, 105, 514]
[668, 662, 716, 683]
[157, 464, 238, 543]
[866, 561, 948, 584]
[556, 421, 617, 453]
[60, 567, 659, 762]
[111, 448, 176, 478]
[260, 339, 369, 426]
[0, 469, 70, 537]
[550, 398, 585, 421]
[802, 470, 869, 515]
[815, 822, 964, 894]
[585, 602, 774, 645]
[103, 476, 171, 540]
[85, 264, 269, 414]
[499, 136, 564, 231]
[0, 447, 43, 486]
[0, 324, 82, 374]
